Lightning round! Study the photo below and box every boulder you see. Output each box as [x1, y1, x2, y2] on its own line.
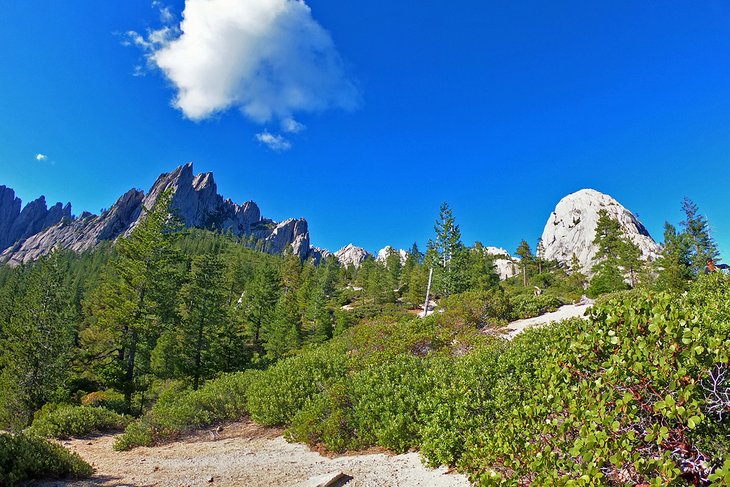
[334, 244, 371, 268]
[540, 188, 660, 275]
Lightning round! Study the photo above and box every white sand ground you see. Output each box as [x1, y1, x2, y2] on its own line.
[33, 422, 469, 487]
[502, 298, 594, 339]
[33, 301, 593, 487]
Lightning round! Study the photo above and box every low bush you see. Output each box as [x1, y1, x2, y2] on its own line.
[509, 293, 567, 319]
[461, 281, 730, 485]
[247, 345, 349, 426]
[439, 289, 512, 329]
[80, 389, 127, 414]
[0, 432, 93, 485]
[289, 355, 434, 453]
[115, 370, 257, 450]
[26, 404, 129, 439]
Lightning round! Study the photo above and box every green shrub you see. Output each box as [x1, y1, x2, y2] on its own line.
[0, 432, 92, 485]
[348, 355, 434, 452]
[418, 341, 507, 467]
[115, 370, 257, 450]
[113, 421, 154, 451]
[26, 404, 129, 439]
[247, 345, 349, 426]
[289, 355, 435, 453]
[80, 389, 127, 414]
[461, 286, 730, 485]
[440, 289, 512, 329]
[509, 293, 567, 319]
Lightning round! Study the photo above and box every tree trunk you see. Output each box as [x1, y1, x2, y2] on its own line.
[193, 313, 205, 390]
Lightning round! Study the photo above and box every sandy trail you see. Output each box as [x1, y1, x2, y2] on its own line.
[33, 422, 469, 487]
[502, 298, 594, 339]
[32, 303, 593, 487]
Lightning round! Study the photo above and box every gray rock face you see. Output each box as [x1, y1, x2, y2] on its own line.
[307, 247, 333, 265]
[0, 185, 72, 254]
[376, 246, 408, 265]
[334, 244, 371, 268]
[483, 246, 520, 280]
[1, 163, 311, 265]
[261, 218, 311, 260]
[540, 188, 660, 275]
[0, 186, 22, 251]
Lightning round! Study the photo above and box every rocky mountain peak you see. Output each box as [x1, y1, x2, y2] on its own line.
[1, 163, 314, 265]
[376, 246, 408, 265]
[482, 246, 520, 280]
[334, 244, 371, 268]
[0, 187, 72, 254]
[540, 188, 660, 275]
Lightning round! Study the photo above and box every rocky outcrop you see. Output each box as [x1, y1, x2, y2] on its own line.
[261, 218, 310, 260]
[540, 188, 660, 275]
[376, 246, 408, 266]
[334, 244, 371, 268]
[0, 186, 22, 251]
[307, 246, 333, 264]
[1, 163, 311, 265]
[484, 246, 520, 280]
[0, 186, 72, 254]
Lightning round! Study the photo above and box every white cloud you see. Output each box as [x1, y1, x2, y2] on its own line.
[35, 153, 48, 161]
[256, 131, 291, 152]
[152, 1, 175, 23]
[281, 117, 306, 134]
[132, 0, 359, 126]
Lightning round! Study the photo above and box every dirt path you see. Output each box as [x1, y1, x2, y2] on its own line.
[34, 422, 469, 487]
[502, 298, 594, 339]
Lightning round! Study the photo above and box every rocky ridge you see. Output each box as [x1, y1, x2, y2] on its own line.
[483, 246, 520, 280]
[334, 244, 371, 268]
[376, 246, 408, 265]
[0, 164, 315, 265]
[540, 188, 660, 275]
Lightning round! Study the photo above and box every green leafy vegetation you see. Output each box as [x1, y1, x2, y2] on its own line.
[1, 194, 728, 484]
[115, 371, 257, 450]
[26, 404, 130, 439]
[0, 433, 93, 486]
[112, 273, 730, 484]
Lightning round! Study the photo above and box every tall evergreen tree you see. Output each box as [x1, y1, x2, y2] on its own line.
[655, 222, 693, 292]
[264, 254, 302, 360]
[680, 197, 719, 275]
[87, 190, 181, 409]
[0, 252, 74, 428]
[243, 261, 280, 345]
[468, 242, 499, 291]
[428, 202, 466, 297]
[176, 253, 229, 389]
[588, 209, 639, 296]
[515, 240, 534, 287]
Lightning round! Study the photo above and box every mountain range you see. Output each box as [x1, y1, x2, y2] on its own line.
[0, 164, 661, 275]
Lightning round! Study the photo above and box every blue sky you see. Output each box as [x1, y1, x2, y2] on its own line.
[1, 1, 729, 256]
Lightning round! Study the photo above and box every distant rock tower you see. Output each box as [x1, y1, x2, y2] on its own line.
[540, 189, 660, 275]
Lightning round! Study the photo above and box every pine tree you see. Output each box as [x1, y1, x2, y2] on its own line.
[468, 242, 499, 291]
[429, 202, 466, 297]
[406, 264, 429, 309]
[176, 253, 229, 389]
[243, 262, 280, 345]
[618, 237, 643, 288]
[0, 252, 74, 428]
[536, 238, 545, 274]
[680, 197, 719, 275]
[87, 189, 181, 409]
[588, 210, 639, 296]
[515, 240, 534, 287]
[655, 222, 693, 292]
[264, 254, 302, 360]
